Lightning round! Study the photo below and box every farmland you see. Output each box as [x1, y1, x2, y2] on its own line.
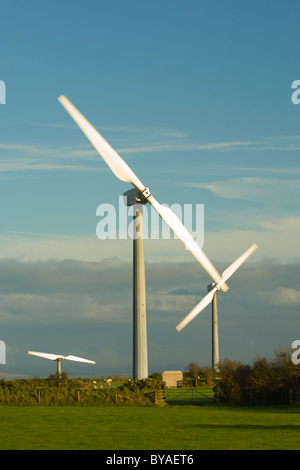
[0, 389, 299, 450]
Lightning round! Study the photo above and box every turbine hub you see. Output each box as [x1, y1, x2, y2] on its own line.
[208, 282, 220, 292]
[212, 282, 221, 291]
[140, 187, 151, 200]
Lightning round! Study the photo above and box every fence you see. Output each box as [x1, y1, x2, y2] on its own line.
[0, 386, 168, 406]
[148, 390, 166, 404]
[166, 388, 215, 405]
[289, 389, 300, 407]
[229, 388, 298, 406]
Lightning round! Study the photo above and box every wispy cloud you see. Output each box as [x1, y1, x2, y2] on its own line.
[118, 140, 253, 155]
[0, 136, 253, 174]
[182, 177, 300, 205]
[118, 134, 300, 155]
[0, 142, 53, 154]
[0, 141, 106, 173]
[1, 131, 300, 175]
[259, 216, 300, 233]
[25, 120, 188, 138]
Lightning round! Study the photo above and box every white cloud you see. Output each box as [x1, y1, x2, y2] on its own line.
[0, 253, 299, 376]
[0, 231, 206, 263]
[0, 210, 299, 267]
[270, 287, 300, 306]
[203, 226, 298, 263]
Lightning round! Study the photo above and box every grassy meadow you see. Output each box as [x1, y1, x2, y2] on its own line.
[0, 388, 299, 450]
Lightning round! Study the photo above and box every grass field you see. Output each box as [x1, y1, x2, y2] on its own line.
[0, 388, 299, 450]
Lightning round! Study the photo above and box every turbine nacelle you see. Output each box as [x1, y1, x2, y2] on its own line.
[208, 283, 221, 292]
[124, 187, 151, 206]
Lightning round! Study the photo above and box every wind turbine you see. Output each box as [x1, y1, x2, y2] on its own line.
[28, 351, 95, 377]
[176, 243, 258, 371]
[57, 95, 228, 291]
[57, 95, 252, 379]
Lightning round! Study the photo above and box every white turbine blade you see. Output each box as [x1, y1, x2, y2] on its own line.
[58, 95, 145, 192]
[148, 196, 228, 291]
[220, 243, 258, 285]
[58, 95, 227, 290]
[64, 355, 96, 364]
[28, 351, 60, 361]
[176, 287, 218, 332]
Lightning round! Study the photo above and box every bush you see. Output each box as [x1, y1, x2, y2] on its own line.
[0, 376, 165, 406]
[184, 363, 217, 388]
[214, 348, 300, 405]
[120, 377, 166, 393]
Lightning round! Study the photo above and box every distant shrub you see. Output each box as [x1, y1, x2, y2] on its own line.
[214, 348, 300, 405]
[0, 376, 164, 406]
[123, 377, 166, 392]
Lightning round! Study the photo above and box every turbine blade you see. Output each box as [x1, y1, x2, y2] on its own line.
[58, 95, 145, 191]
[221, 243, 258, 285]
[28, 351, 60, 361]
[58, 95, 227, 290]
[64, 355, 96, 364]
[148, 196, 228, 291]
[176, 287, 217, 332]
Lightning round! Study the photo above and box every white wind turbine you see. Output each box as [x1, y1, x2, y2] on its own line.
[176, 243, 258, 371]
[57, 95, 253, 380]
[28, 351, 95, 377]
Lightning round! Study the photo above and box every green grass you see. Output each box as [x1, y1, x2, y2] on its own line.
[0, 401, 300, 450]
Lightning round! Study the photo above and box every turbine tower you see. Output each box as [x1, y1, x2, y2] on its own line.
[58, 95, 257, 381]
[207, 282, 220, 372]
[176, 244, 258, 371]
[124, 188, 148, 380]
[28, 351, 95, 377]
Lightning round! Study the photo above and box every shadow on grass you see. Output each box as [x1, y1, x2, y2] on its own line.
[189, 423, 300, 430]
[166, 400, 215, 406]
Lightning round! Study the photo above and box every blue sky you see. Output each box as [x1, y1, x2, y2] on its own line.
[0, 0, 300, 378]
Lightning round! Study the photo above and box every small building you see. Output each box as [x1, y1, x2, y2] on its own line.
[162, 370, 183, 388]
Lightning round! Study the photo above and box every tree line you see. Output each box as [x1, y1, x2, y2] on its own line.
[181, 347, 300, 405]
[1, 347, 299, 406]
[214, 347, 300, 405]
